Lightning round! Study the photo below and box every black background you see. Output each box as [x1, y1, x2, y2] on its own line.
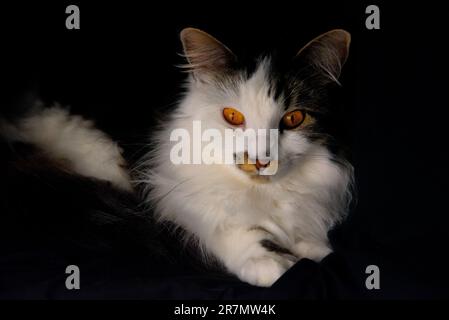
[1, 1, 449, 299]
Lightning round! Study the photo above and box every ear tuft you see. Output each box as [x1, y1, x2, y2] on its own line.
[296, 29, 351, 83]
[180, 28, 236, 74]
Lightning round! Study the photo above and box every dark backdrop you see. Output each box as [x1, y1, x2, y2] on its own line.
[1, 1, 449, 299]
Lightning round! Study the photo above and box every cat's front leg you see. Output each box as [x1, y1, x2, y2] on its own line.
[207, 227, 295, 287]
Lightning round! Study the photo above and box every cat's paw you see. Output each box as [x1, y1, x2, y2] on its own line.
[237, 255, 293, 287]
[293, 241, 332, 262]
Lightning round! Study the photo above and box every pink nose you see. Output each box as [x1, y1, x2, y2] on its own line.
[255, 159, 270, 170]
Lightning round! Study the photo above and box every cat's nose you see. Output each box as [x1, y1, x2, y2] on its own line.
[255, 159, 270, 170]
[236, 152, 271, 173]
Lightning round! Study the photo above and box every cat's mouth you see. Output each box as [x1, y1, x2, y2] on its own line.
[235, 152, 277, 178]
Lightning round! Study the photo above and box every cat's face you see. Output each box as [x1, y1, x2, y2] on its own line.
[177, 28, 350, 183]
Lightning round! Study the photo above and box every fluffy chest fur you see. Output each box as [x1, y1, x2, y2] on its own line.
[145, 140, 350, 247]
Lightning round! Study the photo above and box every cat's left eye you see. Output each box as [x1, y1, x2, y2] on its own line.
[281, 109, 305, 129]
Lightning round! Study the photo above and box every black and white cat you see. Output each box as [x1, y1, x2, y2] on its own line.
[140, 28, 354, 286]
[1, 28, 353, 288]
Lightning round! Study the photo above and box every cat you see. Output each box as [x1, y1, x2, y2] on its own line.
[139, 28, 354, 287]
[1, 28, 354, 289]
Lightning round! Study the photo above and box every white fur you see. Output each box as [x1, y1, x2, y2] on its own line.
[3, 106, 132, 191]
[140, 59, 353, 286]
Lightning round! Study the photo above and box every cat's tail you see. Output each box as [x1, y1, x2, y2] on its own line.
[0, 102, 132, 191]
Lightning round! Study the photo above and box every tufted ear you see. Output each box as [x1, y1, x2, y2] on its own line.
[180, 28, 236, 76]
[295, 29, 351, 84]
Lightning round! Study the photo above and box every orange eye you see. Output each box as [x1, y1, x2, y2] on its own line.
[223, 107, 245, 126]
[281, 110, 305, 129]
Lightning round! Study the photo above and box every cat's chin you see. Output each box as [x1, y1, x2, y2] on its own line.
[248, 174, 272, 184]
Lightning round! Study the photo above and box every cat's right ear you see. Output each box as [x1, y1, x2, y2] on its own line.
[294, 29, 351, 85]
[180, 28, 236, 78]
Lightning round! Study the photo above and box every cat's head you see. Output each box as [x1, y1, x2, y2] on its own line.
[174, 28, 351, 183]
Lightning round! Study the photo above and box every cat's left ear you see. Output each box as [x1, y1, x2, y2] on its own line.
[295, 29, 351, 84]
[180, 28, 236, 77]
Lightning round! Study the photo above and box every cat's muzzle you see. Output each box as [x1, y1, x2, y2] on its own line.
[235, 152, 272, 175]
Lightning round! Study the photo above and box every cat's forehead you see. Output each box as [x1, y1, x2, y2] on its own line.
[236, 60, 282, 126]
[199, 55, 323, 126]
[235, 56, 325, 116]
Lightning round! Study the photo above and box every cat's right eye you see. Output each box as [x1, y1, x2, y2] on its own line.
[223, 107, 245, 126]
[281, 109, 305, 129]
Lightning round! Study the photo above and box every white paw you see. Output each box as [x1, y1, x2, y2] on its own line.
[237, 255, 293, 287]
[294, 241, 332, 262]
